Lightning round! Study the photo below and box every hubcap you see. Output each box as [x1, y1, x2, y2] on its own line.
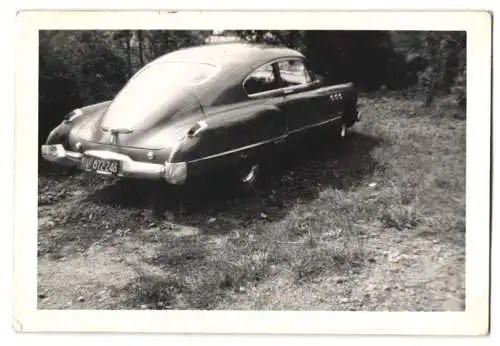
[241, 164, 259, 184]
[356, 110, 362, 121]
[340, 124, 347, 138]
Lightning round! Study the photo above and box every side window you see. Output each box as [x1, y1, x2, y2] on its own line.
[278, 59, 312, 87]
[243, 63, 279, 96]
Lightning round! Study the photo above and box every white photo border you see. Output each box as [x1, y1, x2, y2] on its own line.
[13, 10, 492, 335]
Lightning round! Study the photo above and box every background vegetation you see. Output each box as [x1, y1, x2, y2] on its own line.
[39, 30, 466, 145]
[38, 30, 466, 311]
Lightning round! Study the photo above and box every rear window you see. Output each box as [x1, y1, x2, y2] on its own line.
[129, 62, 217, 86]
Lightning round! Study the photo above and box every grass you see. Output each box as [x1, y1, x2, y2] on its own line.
[37, 94, 466, 311]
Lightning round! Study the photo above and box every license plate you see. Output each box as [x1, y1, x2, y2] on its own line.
[80, 156, 121, 175]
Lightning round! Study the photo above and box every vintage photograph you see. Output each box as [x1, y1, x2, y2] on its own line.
[36, 28, 468, 312]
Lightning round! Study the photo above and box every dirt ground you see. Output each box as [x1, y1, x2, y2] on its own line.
[37, 95, 466, 310]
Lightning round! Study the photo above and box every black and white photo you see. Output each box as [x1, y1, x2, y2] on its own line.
[13, 10, 491, 334]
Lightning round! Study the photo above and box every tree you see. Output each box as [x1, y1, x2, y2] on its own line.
[232, 30, 404, 90]
[304, 31, 391, 89]
[145, 30, 211, 58]
[38, 30, 129, 144]
[392, 31, 466, 106]
[38, 29, 466, 149]
[112, 30, 134, 77]
[136, 30, 145, 66]
[38, 30, 211, 146]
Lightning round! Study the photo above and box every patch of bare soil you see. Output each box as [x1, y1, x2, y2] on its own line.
[37, 96, 465, 311]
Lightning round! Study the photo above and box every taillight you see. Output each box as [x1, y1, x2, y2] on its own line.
[187, 120, 208, 138]
[63, 109, 83, 123]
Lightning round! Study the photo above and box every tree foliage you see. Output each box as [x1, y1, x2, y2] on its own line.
[39, 31, 130, 143]
[392, 31, 466, 106]
[38, 30, 466, 144]
[231, 30, 466, 104]
[38, 30, 210, 144]
[302, 31, 404, 90]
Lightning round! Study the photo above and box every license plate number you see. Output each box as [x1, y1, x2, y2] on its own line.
[80, 156, 121, 175]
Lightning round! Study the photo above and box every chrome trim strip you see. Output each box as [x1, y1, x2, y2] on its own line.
[101, 127, 133, 133]
[246, 80, 353, 100]
[189, 115, 342, 164]
[245, 89, 283, 99]
[246, 81, 317, 99]
[288, 115, 342, 135]
[189, 138, 276, 164]
[100, 127, 134, 145]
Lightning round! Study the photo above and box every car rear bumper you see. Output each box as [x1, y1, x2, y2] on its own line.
[40, 144, 183, 182]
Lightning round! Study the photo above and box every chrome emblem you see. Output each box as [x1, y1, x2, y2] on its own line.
[329, 92, 343, 102]
[101, 127, 133, 145]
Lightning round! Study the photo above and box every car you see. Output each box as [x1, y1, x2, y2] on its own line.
[41, 43, 362, 187]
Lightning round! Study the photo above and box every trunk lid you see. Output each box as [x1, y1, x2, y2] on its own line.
[81, 61, 215, 150]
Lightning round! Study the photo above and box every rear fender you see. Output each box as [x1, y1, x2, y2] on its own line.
[79, 100, 112, 115]
[178, 104, 285, 176]
[45, 122, 73, 146]
[318, 83, 359, 127]
[45, 100, 111, 146]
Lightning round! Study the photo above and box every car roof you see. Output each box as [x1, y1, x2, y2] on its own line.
[154, 43, 304, 68]
[139, 43, 306, 107]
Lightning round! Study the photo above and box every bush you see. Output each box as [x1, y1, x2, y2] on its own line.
[39, 31, 129, 144]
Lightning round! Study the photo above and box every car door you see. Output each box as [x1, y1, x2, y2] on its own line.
[276, 58, 344, 145]
[241, 61, 289, 155]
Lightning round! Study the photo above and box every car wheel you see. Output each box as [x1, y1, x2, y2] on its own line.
[152, 183, 167, 219]
[240, 163, 260, 185]
[151, 183, 186, 219]
[339, 123, 347, 139]
[235, 161, 262, 194]
[355, 110, 363, 122]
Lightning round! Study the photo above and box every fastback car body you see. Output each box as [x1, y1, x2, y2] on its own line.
[41, 43, 362, 186]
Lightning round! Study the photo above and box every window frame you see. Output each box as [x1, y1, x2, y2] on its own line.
[241, 60, 281, 97]
[276, 58, 313, 87]
[242, 56, 319, 99]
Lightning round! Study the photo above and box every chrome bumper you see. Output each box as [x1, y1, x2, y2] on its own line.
[41, 144, 167, 181]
